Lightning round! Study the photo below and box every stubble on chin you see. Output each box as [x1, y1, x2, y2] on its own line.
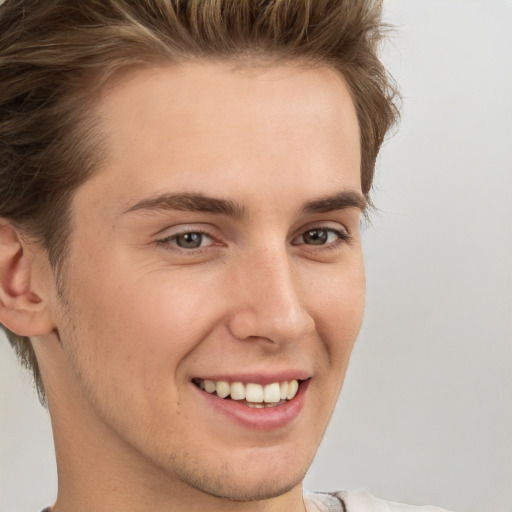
[166, 451, 310, 503]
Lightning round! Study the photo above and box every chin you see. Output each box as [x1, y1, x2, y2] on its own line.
[166, 449, 311, 502]
[185, 469, 305, 502]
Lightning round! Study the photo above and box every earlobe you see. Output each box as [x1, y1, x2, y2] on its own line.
[0, 220, 55, 337]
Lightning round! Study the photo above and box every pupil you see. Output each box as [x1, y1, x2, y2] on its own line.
[177, 232, 202, 248]
[304, 229, 327, 245]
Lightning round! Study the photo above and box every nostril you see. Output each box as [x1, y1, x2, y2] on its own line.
[227, 306, 314, 346]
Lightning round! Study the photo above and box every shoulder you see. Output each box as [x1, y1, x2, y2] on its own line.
[304, 489, 454, 512]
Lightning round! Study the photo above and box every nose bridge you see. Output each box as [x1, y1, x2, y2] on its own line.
[228, 243, 314, 344]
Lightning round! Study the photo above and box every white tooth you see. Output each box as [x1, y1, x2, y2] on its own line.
[280, 381, 289, 400]
[204, 380, 216, 393]
[246, 402, 265, 408]
[287, 379, 299, 400]
[245, 383, 264, 403]
[230, 382, 245, 400]
[264, 382, 281, 403]
[216, 381, 230, 398]
[199, 380, 206, 390]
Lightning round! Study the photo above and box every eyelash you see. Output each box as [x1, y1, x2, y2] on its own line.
[156, 226, 352, 254]
[156, 229, 214, 254]
[292, 227, 352, 250]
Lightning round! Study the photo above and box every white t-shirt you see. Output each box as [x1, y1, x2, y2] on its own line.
[304, 490, 453, 512]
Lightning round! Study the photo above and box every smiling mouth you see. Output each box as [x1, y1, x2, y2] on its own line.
[192, 378, 304, 408]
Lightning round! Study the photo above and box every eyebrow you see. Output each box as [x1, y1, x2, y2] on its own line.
[122, 190, 366, 218]
[300, 190, 367, 215]
[123, 192, 247, 218]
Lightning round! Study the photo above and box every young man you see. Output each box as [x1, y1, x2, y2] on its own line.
[0, 1, 451, 511]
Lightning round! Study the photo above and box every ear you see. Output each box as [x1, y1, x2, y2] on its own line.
[0, 220, 55, 337]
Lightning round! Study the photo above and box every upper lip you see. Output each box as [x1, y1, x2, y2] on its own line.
[192, 370, 311, 385]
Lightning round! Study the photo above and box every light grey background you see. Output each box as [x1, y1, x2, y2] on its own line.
[1, 1, 511, 511]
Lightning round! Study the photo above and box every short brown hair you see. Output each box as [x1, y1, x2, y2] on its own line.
[0, 0, 399, 404]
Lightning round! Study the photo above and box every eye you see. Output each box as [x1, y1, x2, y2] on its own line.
[158, 231, 214, 250]
[293, 227, 349, 247]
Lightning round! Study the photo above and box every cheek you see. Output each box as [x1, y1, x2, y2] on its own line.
[67, 267, 221, 373]
[307, 258, 365, 322]
[306, 261, 365, 362]
[54, 271, 214, 431]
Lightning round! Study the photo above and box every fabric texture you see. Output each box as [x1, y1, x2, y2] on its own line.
[304, 490, 454, 512]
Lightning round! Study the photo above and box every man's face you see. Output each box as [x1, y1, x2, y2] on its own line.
[44, 61, 364, 503]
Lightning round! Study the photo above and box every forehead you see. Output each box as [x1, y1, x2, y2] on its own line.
[83, 61, 361, 212]
[98, 60, 359, 135]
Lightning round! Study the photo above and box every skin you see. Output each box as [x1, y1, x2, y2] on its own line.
[10, 61, 365, 512]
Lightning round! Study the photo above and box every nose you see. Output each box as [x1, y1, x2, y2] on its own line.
[227, 246, 315, 346]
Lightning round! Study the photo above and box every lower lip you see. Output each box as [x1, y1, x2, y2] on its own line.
[192, 380, 309, 431]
